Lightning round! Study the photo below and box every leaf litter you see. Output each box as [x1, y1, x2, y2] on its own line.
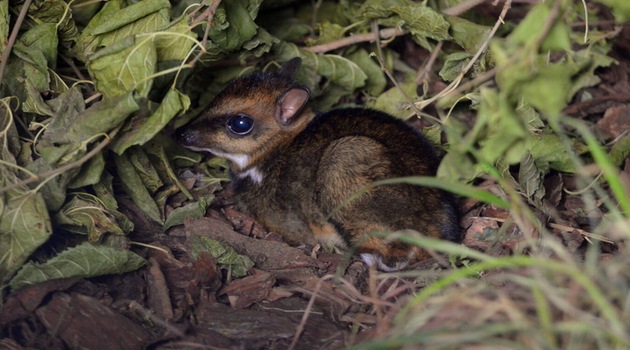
[1, 0, 630, 349]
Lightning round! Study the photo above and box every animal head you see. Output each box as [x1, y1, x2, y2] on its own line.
[178, 58, 313, 171]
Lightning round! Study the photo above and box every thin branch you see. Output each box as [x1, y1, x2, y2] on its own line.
[0, 0, 33, 85]
[442, 0, 486, 16]
[305, 27, 408, 54]
[414, 0, 512, 111]
[415, 41, 443, 85]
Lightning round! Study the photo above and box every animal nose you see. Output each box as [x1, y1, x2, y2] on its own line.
[176, 127, 197, 146]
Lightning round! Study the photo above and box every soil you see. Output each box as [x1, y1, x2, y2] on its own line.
[1, 19, 629, 350]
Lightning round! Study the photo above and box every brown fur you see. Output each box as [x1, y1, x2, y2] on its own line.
[178, 58, 460, 270]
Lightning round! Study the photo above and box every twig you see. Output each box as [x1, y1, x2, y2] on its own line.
[549, 223, 615, 244]
[0, 125, 121, 194]
[288, 275, 331, 350]
[415, 41, 443, 85]
[188, 0, 220, 67]
[414, 0, 512, 111]
[442, 0, 486, 16]
[305, 27, 408, 53]
[0, 0, 33, 85]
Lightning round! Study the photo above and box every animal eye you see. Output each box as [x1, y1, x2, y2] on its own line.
[227, 114, 254, 135]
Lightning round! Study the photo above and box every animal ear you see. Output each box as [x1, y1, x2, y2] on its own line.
[276, 87, 310, 126]
[277, 57, 302, 79]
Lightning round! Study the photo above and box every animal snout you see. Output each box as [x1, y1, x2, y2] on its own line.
[176, 127, 198, 147]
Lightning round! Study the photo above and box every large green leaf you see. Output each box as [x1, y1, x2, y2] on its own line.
[88, 36, 157, 97]
[8, 243, 146, 291]
[114, 153, 163, 224]
[204, 0, 262, 59]
[43, 92, 140, 145]
[274, 42, 367, 92]
[111, 89, 190, 154]
[0, 101, 53, 284]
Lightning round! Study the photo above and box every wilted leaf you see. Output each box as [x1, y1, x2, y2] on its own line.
[68, 153, 105, 189]
[439, 51, 471, 81]
[17, 22, 59, 68]
[55, 193, 129, 242]
[0, 103, 53, 283]
[89, 36, 157, 97]
[370, 82, 417, 119]
[111, 89, 190, 154]
[274, 41, 367, 92]
[126, 146, 163, 194]
[8, 243, 146, 291]
[114, 153, 163, 224]
[519, 152, 545, 208]
[163, 196, 212, 231]
[44, 92, 139, 144]
[306, 22, 345, 46]
[346, 49, 387, 96]
[475, 89, 529, 165]
[91, 0, 170, 35]
[357, 0, 450, 48]
[205, 0, 262, 59]
[190, 234, 254, 278]
[143, 136, 194, 200]
[445, 15, 491, 53]
[154, 15, 196, 61]
[529, 131, 588, 173]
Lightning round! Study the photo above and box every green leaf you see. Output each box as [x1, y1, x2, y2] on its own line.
[17, 22, 59, 68]
[370, 82, 417, 120]
[74, 0, 123, 61]
[596, 0, 630, 23]
[143, 136, 194, 200]
[91, 0, 170, 35]
[357, 0, 450, 48]
[68, 153, 105, 189]
[154, 15, 197, 61]
[88, 35, 157, 97]
[509, 2, 571, 52]
[111, 89, 190, 154]
[444, 15, 491, 53]
[346, 49, 387, 96]
[205, 0, 262, 59]
[126, 146, 163, 194]
[9, 243, 146, 291]
[529, 131, 588, 173]
[114, 153, 163, 224]
[518, 152, 545, 208]
[306, 22, 345, 46]
[474, 89, 529, 165]
[55, 193, 129, 242]
[439, 51, 471, 82]
[609, 136, 630, 167]
[44, 92, 139, 145]
[163, 197, 212, 231]
[0, 154, 52, 285]
[0, 0, 8, 54]
[190, 234, 254, 278]
[274, 42, 367, 92]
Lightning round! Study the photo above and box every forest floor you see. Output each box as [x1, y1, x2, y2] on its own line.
[1, 21, 629, 350]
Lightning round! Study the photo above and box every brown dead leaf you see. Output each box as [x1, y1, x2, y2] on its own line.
[597, 104, 630, 138]
[219, 268, 275, 309]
